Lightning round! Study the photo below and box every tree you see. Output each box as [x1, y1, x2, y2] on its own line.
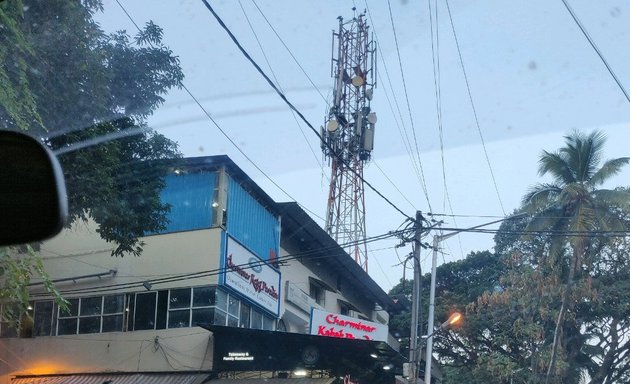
[520, 130, 629, 382]
[387, 251, 508, 380]
[0, 0, 183, 324]
[1, 0, 183, 256]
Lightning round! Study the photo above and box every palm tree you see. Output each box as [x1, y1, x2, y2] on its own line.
[520, 130, 629, 383]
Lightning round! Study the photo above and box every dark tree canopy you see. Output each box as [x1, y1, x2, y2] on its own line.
[1, 0, 184, 256]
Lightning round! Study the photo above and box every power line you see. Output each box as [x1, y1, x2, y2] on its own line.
[444, 0, 506, 215]
[372, 160, 417, 211]
[386, 0, 433, 212]
[238, 0, 324, 172]
[246, 2, 415, 225]
[201, 0, 414, 222]
[31, 229, 409, 297]
[363, 0, 425, 190]
[427, 0, 464, 257]
[363, 1, 427, 209]
[560, 0, 630, 104]
[114, 0, 324, 222]
[250, 0, 329, 106]
[429, 226, 630, 237]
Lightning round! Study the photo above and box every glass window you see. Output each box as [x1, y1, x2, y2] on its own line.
[215, 289, 228, 311]
[251, 309, 263, 330]
[156, 291, 169, 330]
[57, 318, 78, 335]
[239, 303, 250, 328]
[79, 316, 101, 334]
[339, 301, 351, 316]
[228, 295, 239, 316]
[80, 296, 102, 316]
[214, 309, 227, 326]
[193, 286, 215, 307]
[104, 295, 124, 314]
[134, 292, 157, 330]
[33, 301, 54, 337]
[169, 288, 191, 309]
[192, 308, 214, 325]
[57, 299, 79, 335]
[60, 298, 79, 317]
[168, 309, 190, 328]
[102, 314, 123, 333]
[309, 282, 325, 306]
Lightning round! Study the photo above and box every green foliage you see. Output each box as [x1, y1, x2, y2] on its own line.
[0, 0, 183, 324]
[1, 0, 183, 256]
[519, 130, 629, 382]
[0, 246, 67, 331]
[398, 132, 630, 383]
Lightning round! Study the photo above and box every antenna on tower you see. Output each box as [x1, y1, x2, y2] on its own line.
[321, 12, 377, 272]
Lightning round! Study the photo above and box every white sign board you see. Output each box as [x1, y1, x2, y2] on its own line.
[309, 308, 388, 342]
[285, 281, 322, 314]
[224, 236, 281, 315]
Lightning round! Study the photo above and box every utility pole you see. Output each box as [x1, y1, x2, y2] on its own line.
[423, 213, 526, 383]
[408, 211, 423, 384]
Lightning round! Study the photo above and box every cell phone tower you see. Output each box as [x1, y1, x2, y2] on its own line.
[321, 11, 377, 272]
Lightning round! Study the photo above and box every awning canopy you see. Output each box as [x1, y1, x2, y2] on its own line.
[11, 372, 212, 384]
[202, 324, 405, 384]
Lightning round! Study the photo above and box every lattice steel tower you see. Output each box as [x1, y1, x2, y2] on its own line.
[321, 12, 377, 272]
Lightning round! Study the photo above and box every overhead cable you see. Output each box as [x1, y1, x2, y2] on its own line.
[201, 0, 414, 222]
[31, 228, 409, 297]
[386, 0, 433, 212]
[238, 0, 324, 171]
[250, 0, 330, 106]
[560, 0, 630, 104]
[114, 0, 324, 222]
[444, 0, 506, 215]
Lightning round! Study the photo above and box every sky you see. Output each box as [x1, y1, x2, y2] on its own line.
[97, 0, 630, 291]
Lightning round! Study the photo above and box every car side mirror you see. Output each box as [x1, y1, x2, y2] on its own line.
[0, 130, 68, 246]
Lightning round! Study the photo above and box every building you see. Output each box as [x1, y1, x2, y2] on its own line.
[0, 155, 402, 384]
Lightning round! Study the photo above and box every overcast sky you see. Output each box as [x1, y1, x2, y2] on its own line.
[98, 0, 630, 291]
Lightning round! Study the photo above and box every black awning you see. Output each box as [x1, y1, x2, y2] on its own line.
[201, 325, 405, 384]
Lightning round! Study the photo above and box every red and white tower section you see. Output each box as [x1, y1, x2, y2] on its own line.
[321, 13, 377, 272]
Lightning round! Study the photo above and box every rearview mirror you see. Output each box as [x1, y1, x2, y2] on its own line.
[0, 131, 68, 246]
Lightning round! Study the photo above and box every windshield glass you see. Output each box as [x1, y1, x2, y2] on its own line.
[1, 1, 629, 383]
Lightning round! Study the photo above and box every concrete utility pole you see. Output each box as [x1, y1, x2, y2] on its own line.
[408, 211, 423, 384]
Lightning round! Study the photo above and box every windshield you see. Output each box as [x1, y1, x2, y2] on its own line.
[1, 1, 629, 383]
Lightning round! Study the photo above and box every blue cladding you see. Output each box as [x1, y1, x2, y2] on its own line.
[226, 176, 279, 260]
[159, 172, 217, 233]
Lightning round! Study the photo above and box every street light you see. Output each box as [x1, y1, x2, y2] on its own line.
[424, 214, 525, 384]
[423, 312, 462, 340]
[405, 312, 462, 382]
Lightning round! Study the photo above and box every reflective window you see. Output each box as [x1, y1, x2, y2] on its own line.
[28, 286, 273, 335]
[33, 301, 54, 337]
[134, 292, 157, 331]
[57, 298, 79, 335]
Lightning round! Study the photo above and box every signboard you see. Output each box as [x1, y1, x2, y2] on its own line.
[285, 281, 322, 314]
[223, 236, 281, 315]
[309, 308, 388, 342]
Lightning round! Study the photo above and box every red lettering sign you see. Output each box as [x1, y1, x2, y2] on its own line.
[325, 314, 376, 333]
[228, 254, 278, 300]
[317, 325, 370, 340]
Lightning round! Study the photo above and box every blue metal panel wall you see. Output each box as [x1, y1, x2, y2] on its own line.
[226, 176, 279, 260]
[158, 172, 217, 233]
